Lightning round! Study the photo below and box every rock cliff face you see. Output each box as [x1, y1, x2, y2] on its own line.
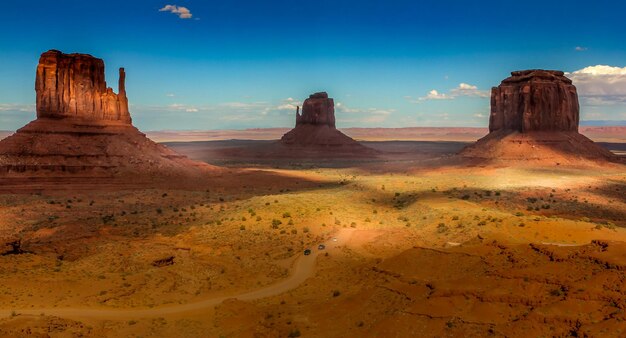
[279, 92, 374, 156]
[0, 50, 216, 190]
[35, 50, 131, 123]
[461, 69, 618, 165]
[295, 92, 335, 128]
[489, 70, 578, 133]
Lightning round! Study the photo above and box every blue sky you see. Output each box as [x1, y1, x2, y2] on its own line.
[1, 0, 626, 130]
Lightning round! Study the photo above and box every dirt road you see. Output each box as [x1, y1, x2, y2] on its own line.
[0, 229, 355, 320]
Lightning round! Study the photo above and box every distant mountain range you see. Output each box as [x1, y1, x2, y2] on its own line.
[580, 120, 626, 126]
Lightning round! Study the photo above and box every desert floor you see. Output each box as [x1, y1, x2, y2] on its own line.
[0, 138, 625, 337]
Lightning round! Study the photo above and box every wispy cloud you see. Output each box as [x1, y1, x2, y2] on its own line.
[450, 83, 489, 98]
[0, 103, 35, 112]
[159, 5, 193, 19]
[575, 46, 588, 52]
[409, 83, 488, 102]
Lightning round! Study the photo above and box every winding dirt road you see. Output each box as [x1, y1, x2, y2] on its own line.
[0, 229, 354, 320]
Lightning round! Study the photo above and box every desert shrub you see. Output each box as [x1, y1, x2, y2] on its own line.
[288, 329, 301, 338]
[437, 223, 448, 233]
[240, 225, 246, 231]
[461, 195, 470, 200]
[288, 219, 294, 225]
[452, 215, 459, 221]
[282, 212, 291, 218]
[156, 208, 163, 214]
[303, 227, 310, 233]
[242, 217, 247, 221]
[332, 290, 341, 297]
[515, 212, 524, 217]
[256, 216, 262, 221]
[365, 218, 371, 222]
[271, 219, 282, 228]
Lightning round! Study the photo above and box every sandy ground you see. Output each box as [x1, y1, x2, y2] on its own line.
[0, 137, 625, 337]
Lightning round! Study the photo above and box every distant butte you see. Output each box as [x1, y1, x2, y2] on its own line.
[279, 92, 375, 155]
[460, 69, 619, 165]
[0, 50, 216, 190]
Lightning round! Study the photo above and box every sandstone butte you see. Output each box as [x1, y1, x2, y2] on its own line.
[279, 92, 375, 155]
[460, 69, 618, 165]
[0, 50, 215, 190]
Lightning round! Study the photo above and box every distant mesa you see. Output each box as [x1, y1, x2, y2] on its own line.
[279, 92, 375, 155]
[294, 92, 335, 128]
[460, 69, 619, 164]
[0, 50, 215, 190]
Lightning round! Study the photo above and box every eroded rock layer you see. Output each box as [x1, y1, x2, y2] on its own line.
[0, 50, 217, 190]
[489, 70, 578, 133]
[461, 69, 619, 165]
[295, 92, 336, 128]
[279, 92, 374, 155]
[36, 50, 131, 123]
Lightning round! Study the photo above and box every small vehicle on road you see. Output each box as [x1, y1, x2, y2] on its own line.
[318, 244, 326, 250]
[304, 249, 311, 256]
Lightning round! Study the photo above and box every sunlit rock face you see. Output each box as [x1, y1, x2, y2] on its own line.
[489, 70, 579, 133]
[295, 92, 336, 128]
[35, 50, 131, 124]
[0, 50, 215, 187]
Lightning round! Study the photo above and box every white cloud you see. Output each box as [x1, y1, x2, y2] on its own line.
[575, 46, 588, 52]
[567, 65, 626, 105]
[421, 90, 452, 101]
[412, 83, 488, 102]
[159, 5, 193, 19]
[450, 83, 490, 98]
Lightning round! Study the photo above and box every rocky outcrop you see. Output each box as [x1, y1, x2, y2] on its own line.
[36, 50, 131, 123]
[460, 70, 619, 165]
[295, 92, 336, 128]
[0, 50, 217, 190]
[489, 70, 578, 133]
[279, 92, 375, 156]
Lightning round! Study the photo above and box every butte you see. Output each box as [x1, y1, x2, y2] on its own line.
[459, 70, 619, 165]
[0, 50, 216, 191]
[278, 92, 375, 156]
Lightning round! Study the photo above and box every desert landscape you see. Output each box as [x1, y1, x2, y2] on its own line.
[2, 2, 626, 337]
[0, 49, 624, 338]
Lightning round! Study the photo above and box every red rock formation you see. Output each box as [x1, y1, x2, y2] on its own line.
[489, 70, 578, 133]
[279, 92, 375, 155]
[36, 50, 131, 123]
[295, 92, 336, 128]
[0, 50, 217, 190]
[461, 70, 619, 165]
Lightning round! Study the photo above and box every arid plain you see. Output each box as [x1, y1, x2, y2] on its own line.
[0, 126, 625, 337]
